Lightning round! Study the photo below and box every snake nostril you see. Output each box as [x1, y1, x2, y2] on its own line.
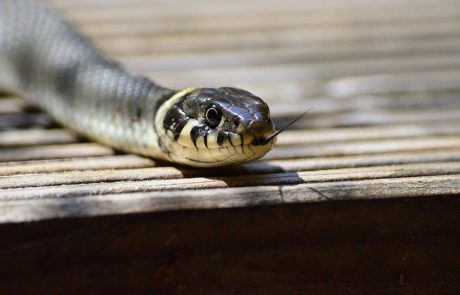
[254, 112, 269, 122]
[233, 116, 240, 128]
[248, 120, 273, 139]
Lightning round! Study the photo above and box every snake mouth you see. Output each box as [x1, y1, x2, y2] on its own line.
[251, 135, 273, 146]
[253, 107, 313, 146]
[172, 132, 275, 167]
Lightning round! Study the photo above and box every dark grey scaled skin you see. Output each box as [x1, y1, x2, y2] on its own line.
[0, 0, 276, 167]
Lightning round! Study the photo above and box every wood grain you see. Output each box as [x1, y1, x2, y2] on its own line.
[1, 0, 460, 293]
[1, 174, 459, 223]
[0, 0, 460, 221]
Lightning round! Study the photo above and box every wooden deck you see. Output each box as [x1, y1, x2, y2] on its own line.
[1, 0, 460, 293]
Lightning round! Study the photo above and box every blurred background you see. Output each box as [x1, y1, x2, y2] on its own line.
[44, 0, 460, 135]
[4, 0, 460, 147]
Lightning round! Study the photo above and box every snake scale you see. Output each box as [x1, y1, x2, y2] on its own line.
[0, 0, 279, 167]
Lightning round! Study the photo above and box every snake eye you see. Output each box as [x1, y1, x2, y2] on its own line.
[205, 106, 222, 128]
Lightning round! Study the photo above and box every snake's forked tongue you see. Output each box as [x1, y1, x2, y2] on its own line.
[258, 107, 312, 145]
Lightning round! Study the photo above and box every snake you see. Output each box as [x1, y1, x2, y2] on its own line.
[0, 0, 281, 167]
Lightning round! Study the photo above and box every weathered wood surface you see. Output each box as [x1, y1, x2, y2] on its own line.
[1, 0, 459, 222]
[1, 0, 460, 293]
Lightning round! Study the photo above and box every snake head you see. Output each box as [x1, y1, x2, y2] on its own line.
[157, 87, 276, 167]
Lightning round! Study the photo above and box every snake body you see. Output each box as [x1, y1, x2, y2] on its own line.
[0, 0, 276, 167]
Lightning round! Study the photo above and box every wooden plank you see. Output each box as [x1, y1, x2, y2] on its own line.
[1, 161, 459, 200]
[0, 129, 78, 147]
[327, 70, 460, 97]
[266, 136, 460, 160]
[277, 123, 460, 145]
[75, 8, 460, 38]
[79, 16, 460, 43]
[234, 74, 460, 102]
[0, 98, 25, 114]
[120, 38, 460, 72]
[0, 147, 459, 178]
[95, 23, 460, 56]
[0, 143, 114, 162]
[278, 109, 460, 128]
[0, 155, 155, 176]
[1, 174, 459, 223]
[0, 161, 459, 191]
[141, 53, 460, 87]
[263, 149, 460, 172]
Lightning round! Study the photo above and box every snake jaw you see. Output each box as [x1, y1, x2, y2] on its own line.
[246, 119, 276, 146]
